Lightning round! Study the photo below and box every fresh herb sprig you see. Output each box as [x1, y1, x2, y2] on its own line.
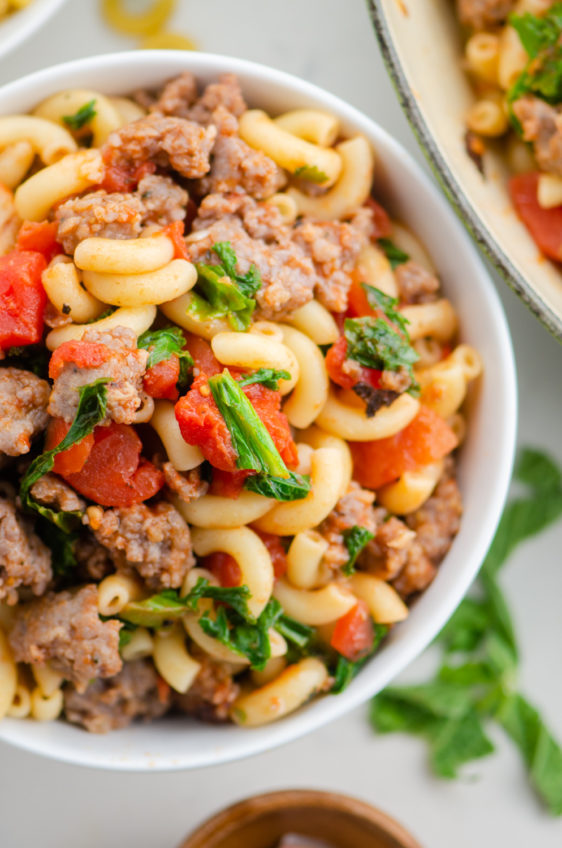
[238, 368, 290, 391]
[344, 317, 419, 376]
[508, 5, 562, 114]
[377, 238, 409, 269]
[370, 448, 562, 815]
[341, 525, 375, 576]
[137, 326, 193, 371]
[63, 99, 97, 131]
[119, 579, 252, 628]
[193, 242, 262, 331]
[19, 379, 109, 530]
[362, 284, 410, 337]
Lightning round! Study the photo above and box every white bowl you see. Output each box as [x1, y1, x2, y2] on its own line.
[0, 0, 67, 61]
[0, 51, 517, 771]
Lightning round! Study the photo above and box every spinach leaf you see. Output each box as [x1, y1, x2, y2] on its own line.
[245, 470, 311, 501]
[119, 579, 253, 628]
[275, 615, 315, 650]
[35, 519, 78, 578]
[341, 525, 375, 576]
[238, 368, 291, 391]
[63, 99, 97, 130]
[193, 242, 261, 331]
[211, 242, 262, 298]
[508, 5, 562, 108]
[137, 326, 193, 372]
[361, 284, 410, 337]
[19, 379, 109, 528]
[199, 597, 283, 670]
[377, 237, 410, 269]
[344, 317, 419, 375]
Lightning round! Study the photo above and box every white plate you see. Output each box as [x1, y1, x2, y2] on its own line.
[0, 50, 517, 771]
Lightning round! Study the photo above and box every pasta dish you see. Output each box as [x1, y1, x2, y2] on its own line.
[458, 1, 562, 263]
[0, 71, 481, 732]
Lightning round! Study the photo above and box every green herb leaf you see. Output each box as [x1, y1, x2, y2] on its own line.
[344, 317, 419, 375]
[62, 98, 97, 131]
[510, 5, 562, 58]
[35, 520, 78, 578]
[496, 692, 562, 815]
[20, 379, 109, 528]
[137, 326, 193, 372]
[193, 242, 261, 331]
[238, 368, 291, 391]
[118, 622, 137, 650]
[361, 284, 410, 337]
[293, 164, 329, 184]
[430, 711, 495, 779]
[274, 615, 315, 650]
[209, 370, 289, 478]
[199, 597, 283, 670]
[119, 579, 253, 628]
[245, 470, 311, 501]
[341, 525, 375, 576]
[377, 237, 410, 269]
[508, 6, 562, 110]
[211, 242, 262, 298]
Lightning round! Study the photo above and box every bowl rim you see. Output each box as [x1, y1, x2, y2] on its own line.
[178, 789, 423, 848]
[366, 0, 562, 342]
[0, 0, 68, 62]
[0, 49, 517, 771]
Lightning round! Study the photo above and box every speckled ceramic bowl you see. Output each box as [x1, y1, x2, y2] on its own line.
[367, 0, 562, 340]
[179, 790, 422, 848]
[0, 0, 67, 61]
[0, 50, 516, 771]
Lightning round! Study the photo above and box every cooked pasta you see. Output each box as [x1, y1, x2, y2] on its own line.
[0, 69, 480, 736]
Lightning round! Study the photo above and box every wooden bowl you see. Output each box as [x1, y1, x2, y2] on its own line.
[179, 790, 422, 848]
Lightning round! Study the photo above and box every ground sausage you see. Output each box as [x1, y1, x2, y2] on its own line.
[48, 326, 148, 425]
[92, 501, 194, 591]
[456, 0, 515, 29]
[136, 173, 188, 227]
[73, 533, 114, 581]
[319, 482, 377, 571]
[162, 463, 208, 503]
[188, 193, 316, 319]
[406, 464, 463, 563]
[146, 70, 198, 118]
[394, 260, 440, 305]
[0, 496, 52, 605]
[186, 73, 247, 125]
[196, 129, 286, 200]
[8, 585, 122, 691]
[174, 647, 239, 722]
[30, 473, 86, 514]
[103, 114, 216, 180]
[55, 190, 144, 254]
[512, 96, 562, 177]
[64, 659, 170, 733]
[0, 368, 49, 457]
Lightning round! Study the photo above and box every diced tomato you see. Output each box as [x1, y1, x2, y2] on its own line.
[143, 355, 181, 401]
[330, 601, 374, 661]
[509, 172, 562, 262]
[184, 334, 222, 377]
[0, 251, 47, 350]
[204, 551, 242, 587]
[48, 339, 113, 380]
[210, 468, 250, 499]
[175, 375, 298, 473]
[16, 221, 62, 263]
[156, 675, 171, 705]
[175, 374, 238, 472]
[163, 220, 190, 261]
[254, 529, 288, 580]
[63, 422, 164, 507]
[350, 405, 458, 490]
[325, 336, 382, 391]
[365, 197, 392, 240]
[347, 274, 376, 318]
[45, 417, 94, 476]
[100, 149, 156, 193]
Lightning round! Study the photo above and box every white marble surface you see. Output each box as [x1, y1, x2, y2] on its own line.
[0, 1, 561, 846]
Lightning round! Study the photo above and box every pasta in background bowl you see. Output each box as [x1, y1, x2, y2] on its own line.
[0, 0, 67, 61]
[0, 51, 516, 770]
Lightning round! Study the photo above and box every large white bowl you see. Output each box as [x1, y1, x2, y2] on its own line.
[0, 0, 67, 61]
[0, 51, 517, 771]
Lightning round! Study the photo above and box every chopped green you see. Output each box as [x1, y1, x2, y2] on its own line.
[341, 525, 375, 576]
[344, 317, 419, 377]
[193, 242, 261, 331]
[275, 615, 315, 650]
[369, 448, 562, 814]
[137, 326, 193, 372]
[35, 520, 78, 579]
[62, 98, 97, 131]
[209, 370, 289, 478]
[19, 379, 109, 530]
[119, 579, 252, 628]
[293, 164, 329, 184]
[86, 306, 117, 323]
[199, 597, 283, 670]
[244, 470, 311, 501]
[361, 284, 410, 337]
[508, 5, 562, 112]
[238, 368, 291, 391]
[118, 622, 137, 651]
[377, 237, 410, 269]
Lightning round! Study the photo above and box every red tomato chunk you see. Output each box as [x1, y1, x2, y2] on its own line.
[16, 221, 62, 263]
[143, 355, 181, 401]
[45, 417, 94, 476]
[330, 601, 374, 662]
[0, 251, 47, 350]
[204, 551, 242, 587]
[509, 172, 562, 262]
[326, 335, 382, 391]
[255, 530, 288, 580]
